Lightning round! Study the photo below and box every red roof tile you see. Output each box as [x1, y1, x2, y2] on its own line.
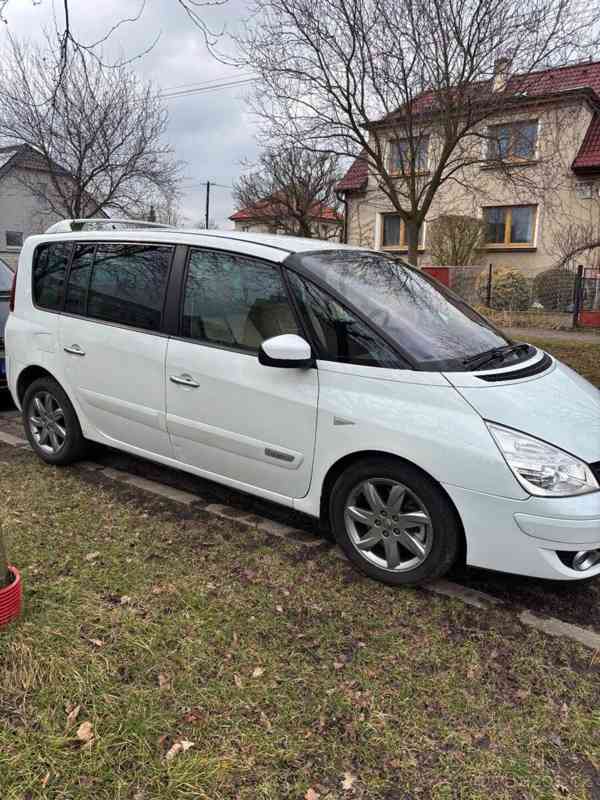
[230, 198, 342, 222]
[573, 113, 600, 172]
[335, 153, 368, 192]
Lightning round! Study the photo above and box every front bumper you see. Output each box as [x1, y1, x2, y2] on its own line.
[443, 483, 600, 580]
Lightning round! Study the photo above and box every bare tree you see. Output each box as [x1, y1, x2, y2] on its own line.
[0, 1, 227, 64]
[233, 146, 342, 238]
[0, 36, 181, 219]
[428, 215, 484, 266]
[554, 222, 600, 268]
[236, 0, 600, 263]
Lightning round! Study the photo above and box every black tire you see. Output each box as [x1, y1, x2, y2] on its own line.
[329, 457, 460, 586]
[22, 376, 86, 466]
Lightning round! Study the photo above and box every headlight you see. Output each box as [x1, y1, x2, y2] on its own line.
[486, 422, 599, 497]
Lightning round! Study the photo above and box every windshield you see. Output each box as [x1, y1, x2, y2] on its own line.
[293, 251, 515, 370]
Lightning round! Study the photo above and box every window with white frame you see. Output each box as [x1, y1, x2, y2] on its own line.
[486, 121, 538, 162]
[380, 214, 425, 250]
[388, 136, 430, 174]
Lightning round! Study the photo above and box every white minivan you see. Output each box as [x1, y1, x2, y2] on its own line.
[5, 221, 600, 585]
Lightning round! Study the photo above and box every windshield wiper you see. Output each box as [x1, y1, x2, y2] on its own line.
[462, 343, 531, 371]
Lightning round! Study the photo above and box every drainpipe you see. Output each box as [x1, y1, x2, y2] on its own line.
[336, 191, 348, 243]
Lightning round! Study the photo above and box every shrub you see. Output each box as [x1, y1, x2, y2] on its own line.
[532, 268, 576, 311]
[477, 267, 530, 311]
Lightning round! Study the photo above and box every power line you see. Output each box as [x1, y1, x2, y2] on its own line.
[160, 77, 256, 100]
[160, 73, 256, 93]
[182, 181, 233, 190]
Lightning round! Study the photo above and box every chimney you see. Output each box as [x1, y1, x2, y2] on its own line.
[493, 57, 511, 92]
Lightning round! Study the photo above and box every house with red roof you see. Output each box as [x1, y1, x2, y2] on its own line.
[336, 59, 600, 275]
[230, 196, 343, 241]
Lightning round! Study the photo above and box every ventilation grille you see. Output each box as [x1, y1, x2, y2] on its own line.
[476, 353, 553, 382]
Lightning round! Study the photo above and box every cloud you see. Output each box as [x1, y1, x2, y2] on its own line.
[1, 0, 259, 227]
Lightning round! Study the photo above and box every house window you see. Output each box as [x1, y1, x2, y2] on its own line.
[487, 121, 538, 161]
[575, 181, 595, 200]
[6, 231, 23, 247]
[389, 137, 429, 174]
[483, 205, 537, 247]
[381, 214, 425, 250]
[35, 182, 50, 209]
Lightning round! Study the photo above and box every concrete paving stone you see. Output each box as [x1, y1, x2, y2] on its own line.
[0, 431, 28, 447]
[520, 610, 600, 651]
[428, 579, 503, 609]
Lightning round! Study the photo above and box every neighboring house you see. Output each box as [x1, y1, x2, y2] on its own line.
[230, 198, 343, 240]
[337, 60, 600, 276]
[0, 144, 104, 269]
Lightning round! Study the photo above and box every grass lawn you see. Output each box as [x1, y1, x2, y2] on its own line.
[1, 447, 599, 799]
[521, 337, 600, 387]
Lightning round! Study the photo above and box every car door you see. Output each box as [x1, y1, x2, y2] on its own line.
[165, 248, 318, 498]
[59, 240, 174, 457]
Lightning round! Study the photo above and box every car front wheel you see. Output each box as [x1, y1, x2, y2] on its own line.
[330, 458, 460, 586]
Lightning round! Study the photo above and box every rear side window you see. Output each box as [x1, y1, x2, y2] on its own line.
[182, 249, 298, 351]
[64, 243, 95, 316]
[65, 243, 173, 331]
[33, 242, 71, 311]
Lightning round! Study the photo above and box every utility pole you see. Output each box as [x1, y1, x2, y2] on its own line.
[205, 180, 211, 229]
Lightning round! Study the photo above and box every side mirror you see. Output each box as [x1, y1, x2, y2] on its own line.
[258, 334, 314, 369]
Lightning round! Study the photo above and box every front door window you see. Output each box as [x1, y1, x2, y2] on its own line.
[182, 249, 299, 350]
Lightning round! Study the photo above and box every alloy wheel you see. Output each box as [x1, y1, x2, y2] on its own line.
[28, 391, 67, 455]
[344, 478, 433, 572]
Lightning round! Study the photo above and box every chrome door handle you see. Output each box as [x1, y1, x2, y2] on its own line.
[170, 373, 200, 388]
[64, 344, 85, 356]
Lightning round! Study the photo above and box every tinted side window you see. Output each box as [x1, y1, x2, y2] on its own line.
[65, 243, 95, 315]
[182, 250, 298, 351]
[86, 244, 172, 331]
[33, 242, 71, 311]
[287, 271, 400, 368]
[0, 260, 12, 292]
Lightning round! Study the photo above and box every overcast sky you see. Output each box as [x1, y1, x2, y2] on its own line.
[1, 0, 258, 228]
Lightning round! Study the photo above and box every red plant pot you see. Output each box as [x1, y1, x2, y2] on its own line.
[0, 567, 22, 627]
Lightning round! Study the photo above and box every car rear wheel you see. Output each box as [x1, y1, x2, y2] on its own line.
[22, 377, 86, 465]
[330, 458, 460, 586]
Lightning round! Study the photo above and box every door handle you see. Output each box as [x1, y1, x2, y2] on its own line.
[64, 344, 85, 356]
[170, 373, 200, 388]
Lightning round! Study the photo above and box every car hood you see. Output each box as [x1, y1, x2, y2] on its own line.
[444, 355, 600, 463]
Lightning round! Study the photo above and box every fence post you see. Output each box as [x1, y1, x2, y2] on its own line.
[572, 265, 584, 329]
[486, 263, 493, 307]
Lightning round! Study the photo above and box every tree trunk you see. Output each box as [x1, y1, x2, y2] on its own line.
[405, 220, 420, 267]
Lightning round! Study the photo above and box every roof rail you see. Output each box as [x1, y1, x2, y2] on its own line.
[45, 218, 176, 234]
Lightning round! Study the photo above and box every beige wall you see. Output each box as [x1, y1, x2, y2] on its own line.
[346, 100, 600, 276]
[0, 167, 63, 267]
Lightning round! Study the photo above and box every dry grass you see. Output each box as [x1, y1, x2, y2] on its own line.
[526, 337, 600, 386]
[1, 450, 599, 799]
